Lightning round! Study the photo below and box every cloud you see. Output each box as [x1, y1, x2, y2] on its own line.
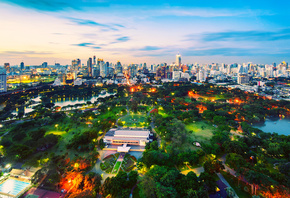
[191, 28, 290, 42]
[116, 36, 130, 42]
[72, 42, 102, 50]
[181, 47, 290, 57]
[66, 17, 124, 31]
[2, 0, 77, 11]
[2, 50, 52, 55]
[73, 42, 94, 47]
[140, 46, 162, 51]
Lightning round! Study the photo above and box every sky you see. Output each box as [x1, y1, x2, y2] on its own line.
[0, 0, 290, 66]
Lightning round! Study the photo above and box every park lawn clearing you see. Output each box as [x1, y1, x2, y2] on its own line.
[185, 121, 214, 142]
[158, 110, 169, 118]
[119, 114, 148, 127]
[45, 131, 66, 136]
[112, 161, 122, 174]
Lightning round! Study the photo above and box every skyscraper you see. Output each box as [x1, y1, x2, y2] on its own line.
[87, 58, 93, 77]
[0, 70, 7, 92]
[42, 62, 48, 67]
[4, 63, 10, 73]
[176, 53, 181, 68]
[20, 62, 24, 71]
[116, 61, 122, 74]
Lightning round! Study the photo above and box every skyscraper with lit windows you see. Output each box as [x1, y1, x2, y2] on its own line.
[0, 70, 7, 92]
[176, 53, 181, 68]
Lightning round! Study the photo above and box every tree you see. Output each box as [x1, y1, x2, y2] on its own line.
[226, 153, 246, 169]
[203, 159, 225, 174]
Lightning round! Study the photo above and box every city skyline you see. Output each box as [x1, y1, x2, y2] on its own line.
[1, 0, 290, 65]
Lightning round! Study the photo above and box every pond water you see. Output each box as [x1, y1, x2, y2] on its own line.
[13, 92, 114, 115]
[252, 117, 290, 136]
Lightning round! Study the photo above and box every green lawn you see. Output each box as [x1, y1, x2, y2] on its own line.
[112, 161, 122, 174]
[119, 114, 149, 127]
[158, 110, 169, 118]
[176, 121, 215, 152]
[45, 131, 66, 136]
[185, 121, 215, 142]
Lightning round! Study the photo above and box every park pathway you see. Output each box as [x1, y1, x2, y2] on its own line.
[216, 173, 232, 187]
[219, 154, 236, 176]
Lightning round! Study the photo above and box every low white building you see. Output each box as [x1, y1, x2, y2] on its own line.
[104, 129, 153, 146]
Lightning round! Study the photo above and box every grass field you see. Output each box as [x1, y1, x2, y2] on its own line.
[45, 131, 66, 136]
[178, 121, 215, 152]
[112, 161, 122, 174]
[119, 114, 148, 127]
[158, 110, 169, 118]
[185, 121, 215, 142]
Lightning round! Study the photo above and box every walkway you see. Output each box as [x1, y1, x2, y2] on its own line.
[216, 173, 231, 188]
[90, 150, 115, 183]
[180, 166, 204, 176]
[219, 154, 236, 176]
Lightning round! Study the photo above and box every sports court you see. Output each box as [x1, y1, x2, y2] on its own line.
[22, 187, 65, 198]
[0, 178, 30, 197]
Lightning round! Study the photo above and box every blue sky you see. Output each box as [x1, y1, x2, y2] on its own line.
[0, 0, 290, 65]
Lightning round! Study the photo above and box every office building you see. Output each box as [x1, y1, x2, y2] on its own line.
[0, 70, 7, 92]
[20, 62, 25, 71]
[87, 58, 93, 77]
[4, 63, 10, 73]
[237, 74, 249, 84]
[42, 62, 48, 68]
[176, 53, 181, 67]
[72, 59, 81, 70]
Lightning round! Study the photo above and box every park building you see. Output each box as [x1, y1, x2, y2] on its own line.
[104, 128, 153, 147]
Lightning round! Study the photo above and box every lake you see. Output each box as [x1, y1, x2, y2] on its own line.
[13, 92, 114, 115]
[252, 117, 290, 136]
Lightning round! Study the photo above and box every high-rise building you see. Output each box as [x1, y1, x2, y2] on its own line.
[87, 58, 93, 77]
[237, 74, 249, 84]
[72, 59, 81, 70]
[4, 63, 10, 73]
[20, 62, 25, 70]
[42, 62, 48, 67]
[116, 61, 122, 74]
[176, 53, 181, 67]
[0, 70, 7, 92]
[93, 56, 96, 65]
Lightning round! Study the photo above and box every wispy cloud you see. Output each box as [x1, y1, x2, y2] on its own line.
[185, 28, 290, 42]
[116, 36, 130, 42]
[72, 42, 102, 49]
[66, 17, 124, 31]
[2, 50, 52, 55]
[2, 0, 77, 11]
[140, 46, 162, 51]
[181, 47, 290, 57]
[73, 42, 94, 47]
